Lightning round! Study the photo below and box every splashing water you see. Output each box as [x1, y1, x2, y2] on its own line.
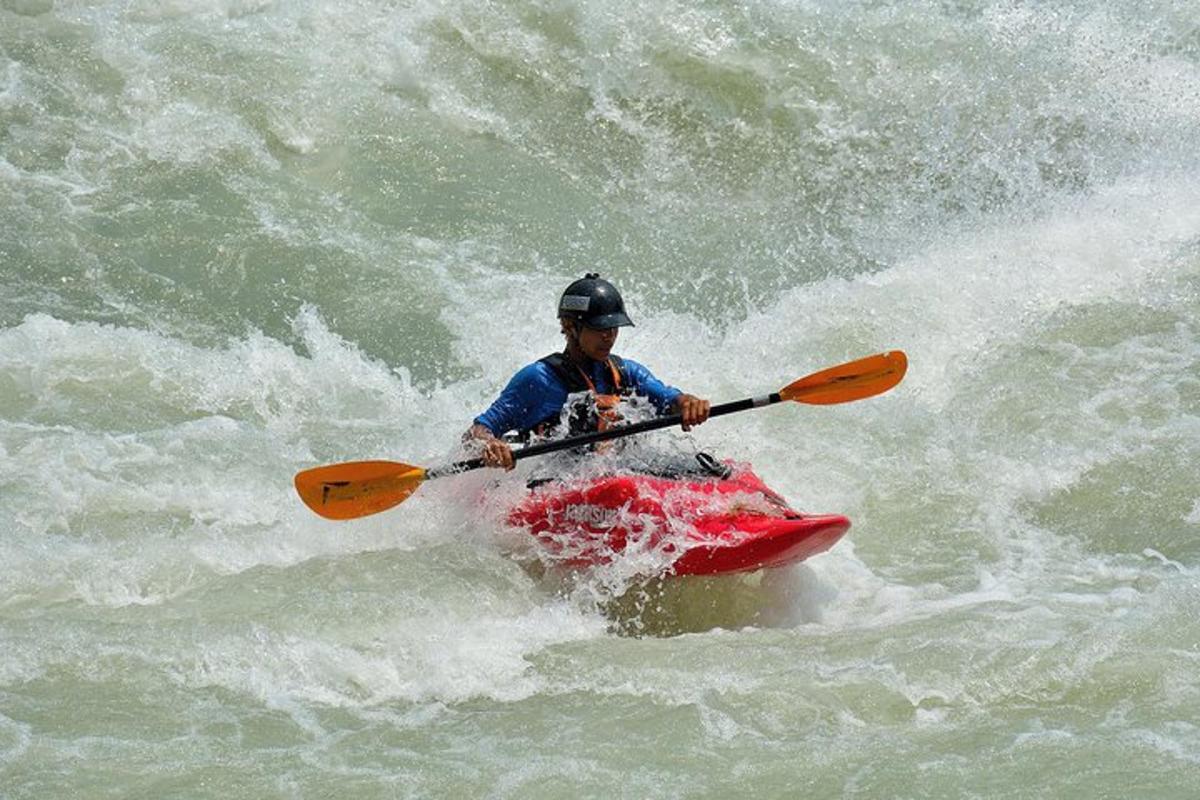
[3, 0, 1200, 796]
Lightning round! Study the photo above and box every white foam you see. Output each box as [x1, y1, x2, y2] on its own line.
[175, 602, 605, 707]
[729, 174, 1200, 410]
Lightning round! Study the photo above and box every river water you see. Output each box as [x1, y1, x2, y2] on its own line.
[2, 1, 1199, 797]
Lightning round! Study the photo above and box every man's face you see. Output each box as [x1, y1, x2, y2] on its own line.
[578, 324, 619, 360]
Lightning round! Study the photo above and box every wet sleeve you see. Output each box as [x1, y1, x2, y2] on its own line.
[474, 363, 568, 436]
[622, 359, 683, 413]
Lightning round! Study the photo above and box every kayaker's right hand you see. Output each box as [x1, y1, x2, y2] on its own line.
[480, 438, 515, 471]
[465, 424, 516, 470]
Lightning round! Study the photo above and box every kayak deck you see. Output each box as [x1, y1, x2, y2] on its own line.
[506, 465, 850, 576]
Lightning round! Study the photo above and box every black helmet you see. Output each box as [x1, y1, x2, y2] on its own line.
[557, 273, 634, 329]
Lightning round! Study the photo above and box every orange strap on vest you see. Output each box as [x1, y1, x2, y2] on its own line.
[573, 359, 623, 435]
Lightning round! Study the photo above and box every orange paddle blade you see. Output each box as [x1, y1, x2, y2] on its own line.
[779, 350, 907, 405]
[294, 460, 427, 520]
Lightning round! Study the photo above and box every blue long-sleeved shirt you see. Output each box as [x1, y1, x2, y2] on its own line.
[474, 356, 682, 437]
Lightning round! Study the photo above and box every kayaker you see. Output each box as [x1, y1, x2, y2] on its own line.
[466, 274, 711, 470]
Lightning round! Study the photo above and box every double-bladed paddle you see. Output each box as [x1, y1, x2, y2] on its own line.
[294, 350, 907, 521]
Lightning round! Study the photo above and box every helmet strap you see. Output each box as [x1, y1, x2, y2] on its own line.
[561, 320, 589, 364]
[561, 317, 583, 338]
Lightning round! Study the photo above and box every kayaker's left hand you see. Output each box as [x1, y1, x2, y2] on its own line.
[675, 394, 711, 431]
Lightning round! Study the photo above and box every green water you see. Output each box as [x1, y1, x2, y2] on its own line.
[2, 1, 1199, 797]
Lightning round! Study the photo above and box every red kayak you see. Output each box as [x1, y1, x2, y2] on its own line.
[506, 463, 849, 576]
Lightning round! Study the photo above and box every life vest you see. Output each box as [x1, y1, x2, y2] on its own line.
[526, 352, 632, 441]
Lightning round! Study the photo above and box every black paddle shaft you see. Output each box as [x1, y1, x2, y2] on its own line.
[425, 392, 782, 479]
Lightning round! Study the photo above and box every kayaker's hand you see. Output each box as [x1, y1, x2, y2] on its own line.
[480, 438, 515, 470]
[676, 394, 711, 431]
[465, 424, 516, 470]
